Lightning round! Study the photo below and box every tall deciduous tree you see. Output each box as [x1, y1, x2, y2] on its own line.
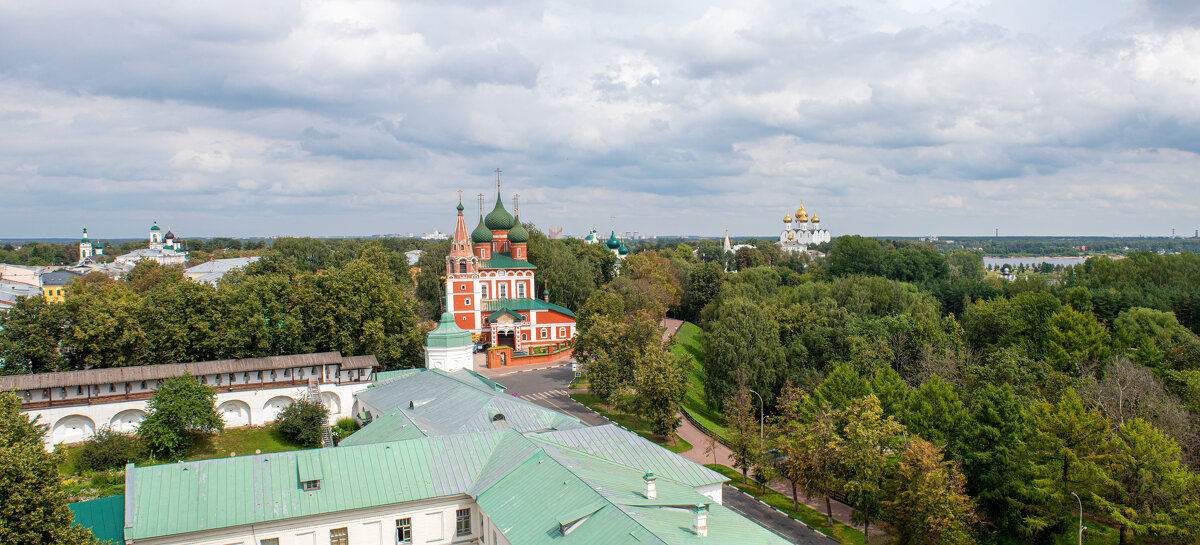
[725, 379, 760, 484]
[138, 374, 223, 456]
[881, 437, 978, 545]
[0, 393, 100, 544]
[704, 296, 784, 408]
[797, 402, 847, 529]
[0, 296, 65, 374]
[771, 382, 809, 513]
[837, 394, 904, 538]
[631, 347, 689, 437]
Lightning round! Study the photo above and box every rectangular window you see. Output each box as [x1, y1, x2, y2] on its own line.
[481, 284, 489, 298]
[456, 508, 471, 536]
[261, 539, 280, 545]
[395, 518, 412, 544]
[329, 527, 348, 545]
[76, 386, 83, 395]
[302, 479, 321, 491]
[499, 284, 507, 298]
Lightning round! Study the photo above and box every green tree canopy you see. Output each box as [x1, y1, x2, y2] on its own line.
[138, 374, 223, 456]
[0, 393, 101, 544]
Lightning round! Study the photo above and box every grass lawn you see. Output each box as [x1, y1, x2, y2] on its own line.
[706, 464, 868, 545]
[181, 426, 304, 461]
[57, 426, 308, 501]
[570, 393, 692, 453]
[669, 322, 731, 443]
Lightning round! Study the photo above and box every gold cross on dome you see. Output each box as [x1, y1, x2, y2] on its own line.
[495, 168, 502, 191]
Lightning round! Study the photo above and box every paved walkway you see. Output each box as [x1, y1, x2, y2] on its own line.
[673, 403, 886, 538]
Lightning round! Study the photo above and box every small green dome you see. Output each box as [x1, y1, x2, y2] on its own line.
[150, 223, 161, 231]
[606, 231, 620, 250]
[618, 243, 629, 255]
[507, 216, 529, 243]
[425, 312, 474, 348]
[471, 216, 493, 243]
[457, 202, 464, 212]
[484, 192, 515, 230]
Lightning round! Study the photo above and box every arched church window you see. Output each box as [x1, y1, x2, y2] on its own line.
[481, 284, 489, 298]
[459, 262, 467, 274]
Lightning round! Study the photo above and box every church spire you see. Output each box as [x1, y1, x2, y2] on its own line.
[449, 191, 474, 258]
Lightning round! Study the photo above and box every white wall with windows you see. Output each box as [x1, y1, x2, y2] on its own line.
[131, 496, 512, 545]
[28, 380, 371, 450]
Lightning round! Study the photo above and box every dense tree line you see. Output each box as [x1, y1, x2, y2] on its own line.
[670, 238, 1200, 544]
[0, 239, 424, 373]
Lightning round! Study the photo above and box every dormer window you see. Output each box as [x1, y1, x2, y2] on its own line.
[301, 479, 321, 491]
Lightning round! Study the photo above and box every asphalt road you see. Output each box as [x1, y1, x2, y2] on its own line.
[490, 364, 608, 426]
[721, 484, 839, 545]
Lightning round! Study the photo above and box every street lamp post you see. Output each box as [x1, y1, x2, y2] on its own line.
[747, 389, 764, 454]
[1070, 491, 1084, 545]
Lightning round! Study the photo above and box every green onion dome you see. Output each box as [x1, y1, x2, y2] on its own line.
[606, 231, 621, 250]
[150, 223, 161, 231]
[618, 243, 629, 255]
[484, 192, 515, 230]
[507, 216, 529, 243]
[457, 202, 464, 212]
[471, 216, 493, 243]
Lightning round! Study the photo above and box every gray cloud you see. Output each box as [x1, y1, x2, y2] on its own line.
[0, 0, 1198, 239]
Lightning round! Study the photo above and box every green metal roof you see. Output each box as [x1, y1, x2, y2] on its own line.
[486, 308, 524, 322]
[337, 407, 427, 447]
[482, 297, 576, 318]
[425, 312, 473, 348]
[355, 369, 585, 437]
[480, 252, 535, 269]
[123, 434, 505, 540]
[475, 451, 662, 545]
[123, 423, 785, 544]
[531, 425, 725, 488]
[69, 495, 124, 544]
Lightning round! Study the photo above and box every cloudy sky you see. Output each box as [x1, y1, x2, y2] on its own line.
[1, 0, 1198, 239]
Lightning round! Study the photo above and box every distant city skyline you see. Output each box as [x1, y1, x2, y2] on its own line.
[2, 1, 1198, 238]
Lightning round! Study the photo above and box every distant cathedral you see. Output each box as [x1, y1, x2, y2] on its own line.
[777, 204, 830, 254]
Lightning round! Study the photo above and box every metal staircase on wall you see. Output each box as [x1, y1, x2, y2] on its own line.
[307, 379, 333, 448]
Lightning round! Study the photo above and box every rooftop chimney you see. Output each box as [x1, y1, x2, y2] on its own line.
[693, 503, 708, 537]
[643, 472, 656, 499]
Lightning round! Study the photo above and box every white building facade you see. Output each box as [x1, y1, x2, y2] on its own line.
[1, 352, 377, 449]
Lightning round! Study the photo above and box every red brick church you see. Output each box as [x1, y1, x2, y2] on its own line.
[444, 181, 576, 366]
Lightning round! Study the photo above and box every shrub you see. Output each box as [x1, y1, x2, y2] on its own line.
[335, 417, 360, 432]
[275, 399, 329, 447]
[77, 428, 147, 471]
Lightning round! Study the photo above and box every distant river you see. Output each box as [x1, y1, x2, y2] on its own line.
[983, 257, 1090, 268]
